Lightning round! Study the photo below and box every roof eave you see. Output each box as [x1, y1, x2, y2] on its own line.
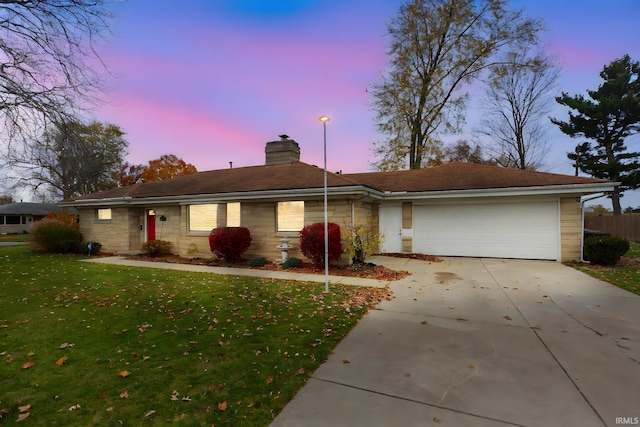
[378, 182, 619, 200]
[59, 186, 374, 207]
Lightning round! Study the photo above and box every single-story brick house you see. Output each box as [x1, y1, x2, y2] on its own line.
[60, 137, 616, 262]
[0, 203, 79, 234]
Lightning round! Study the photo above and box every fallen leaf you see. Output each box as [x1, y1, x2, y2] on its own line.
[118, 370, 131, 378]
[468, 364, 475, 369]
[182, 396, 191, 402]
[59, 343, 74, 349]
[120, 389, 129, 399]
[68, 404, 80, 411]
[18, 405, 31, 413]
[266, 376, 273, 384]
[503, 315, 512, 321]
[433, 416, 441, 423]
[16, 412, 30, 422]
[22, 361, 35, 369]
[296, 368, 305, 375]
[27, 351, 35, 357]
[145, 410, 156, 417]
[218, 401, 227, 411]
[342, 359, 350, 364]
[56, 356, 67, 366]
[405, 372, 411, 377]
[106, 407, 113, 412]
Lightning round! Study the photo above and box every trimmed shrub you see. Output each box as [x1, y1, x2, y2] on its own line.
[141, 240, 172, 257]
[209, 227, 252, 262]
[247, 257, 270, 267]
[299, 222, 343, 269]
[281, 257, 302, 270]
[30, 218, 82, 253]
[584, 235, 630, 266]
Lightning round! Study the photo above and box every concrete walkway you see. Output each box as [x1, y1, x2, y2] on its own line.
[271, 256, 640, 427]
[82, 256, 391, 288]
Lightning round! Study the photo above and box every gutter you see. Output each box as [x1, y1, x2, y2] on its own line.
[580, 193, 608, 263]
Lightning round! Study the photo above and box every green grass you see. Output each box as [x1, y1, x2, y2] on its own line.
[0, 246, 383, 425]
[0, 233, 29, 242]
[569, 241, 640, 296]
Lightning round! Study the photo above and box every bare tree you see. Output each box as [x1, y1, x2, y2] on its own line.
[477, 48, 560, 170]
[370, 0, 541, 171]
[16, 120, 128, 200]
[0, 1, 116, 151]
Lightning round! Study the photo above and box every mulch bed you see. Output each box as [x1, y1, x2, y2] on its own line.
[125, 254, 418, 281]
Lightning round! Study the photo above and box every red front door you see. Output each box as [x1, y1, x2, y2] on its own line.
[146, 210, 156, 241]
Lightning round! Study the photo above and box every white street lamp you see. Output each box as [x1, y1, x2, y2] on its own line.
[319, 115, 330, 293]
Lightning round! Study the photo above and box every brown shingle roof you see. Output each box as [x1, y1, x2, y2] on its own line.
[344, 162, 610, 192]
[67, 161, 612, 202]
[69, 162, 359, 201]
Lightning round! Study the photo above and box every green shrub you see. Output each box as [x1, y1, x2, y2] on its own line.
[30, 218, 82, 253]
[247, 257, 270, 267]
[584, 235, 630, 266]
[281, 257, 302, 269]
[141, 240, 172, 257]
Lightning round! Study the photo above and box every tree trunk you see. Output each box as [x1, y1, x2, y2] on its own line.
[611, 188, 622, 216]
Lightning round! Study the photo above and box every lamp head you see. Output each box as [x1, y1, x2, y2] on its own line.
[319, 115, 330, 123]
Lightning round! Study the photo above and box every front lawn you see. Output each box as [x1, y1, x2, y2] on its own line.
[0, 246, 387, 425]
[569, 241, 640, 296]
[0, 233, 29, 242]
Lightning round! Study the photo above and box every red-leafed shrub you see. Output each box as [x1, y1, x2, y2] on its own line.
[209, 227, 252, 262]
[299, 222, 343, 269]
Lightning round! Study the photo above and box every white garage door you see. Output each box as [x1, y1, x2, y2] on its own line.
[413, 200, 559, 260]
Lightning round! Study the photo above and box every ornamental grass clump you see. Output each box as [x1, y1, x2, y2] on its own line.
[299, 222, 342, 269]
[209, 227, 252, 262]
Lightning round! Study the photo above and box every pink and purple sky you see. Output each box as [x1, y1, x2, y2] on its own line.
[96, 0, 640, 208]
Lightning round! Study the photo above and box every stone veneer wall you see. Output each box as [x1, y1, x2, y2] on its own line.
[560, 197, 583, 262]
[78, 207, 142, 254]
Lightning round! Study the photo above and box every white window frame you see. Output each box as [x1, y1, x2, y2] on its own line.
[277, 201, 304, 233]
[188, 204, 218, 232]
[97, 208, 112, 221]
[226, 202, 241, 227]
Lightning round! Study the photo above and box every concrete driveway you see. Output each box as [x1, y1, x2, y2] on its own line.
[271, 257, 640, 427]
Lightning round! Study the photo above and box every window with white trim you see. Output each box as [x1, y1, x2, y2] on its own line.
[97, 208, 112, 220]
[277, 201, 304, 232]
[227, 202, 241, 227]
[189, 204, 218, 232]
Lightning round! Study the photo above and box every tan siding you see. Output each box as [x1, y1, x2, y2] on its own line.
[560, 197, 582, 261]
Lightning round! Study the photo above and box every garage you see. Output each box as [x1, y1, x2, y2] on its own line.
[412, 199, 560, 260]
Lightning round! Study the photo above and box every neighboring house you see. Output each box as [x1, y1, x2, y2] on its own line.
[0, 203, 79, 234]
[60, 136, 616, 262]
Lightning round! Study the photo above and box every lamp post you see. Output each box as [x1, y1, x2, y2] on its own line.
[319, 115, 330, 293]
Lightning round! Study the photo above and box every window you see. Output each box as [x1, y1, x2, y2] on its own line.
[189, 204, 218, 232]
[5, 215, 22, 225]
[97, 208, 112, 220]
[227, 202, 241, 227]
[277, 201, 304, 232]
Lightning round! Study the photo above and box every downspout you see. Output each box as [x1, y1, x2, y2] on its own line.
[580, 193, 607, 263]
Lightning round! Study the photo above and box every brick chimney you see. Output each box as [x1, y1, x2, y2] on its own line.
[265, 135, 300, 166]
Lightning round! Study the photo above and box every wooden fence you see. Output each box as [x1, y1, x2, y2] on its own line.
[584, 215, 640, 241]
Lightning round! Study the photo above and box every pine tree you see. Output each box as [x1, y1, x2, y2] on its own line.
[552, 55, 640, 215]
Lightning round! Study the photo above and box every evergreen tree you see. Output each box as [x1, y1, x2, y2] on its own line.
[552, 55, 640, 215]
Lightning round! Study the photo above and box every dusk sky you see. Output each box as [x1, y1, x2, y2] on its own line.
[95, 0, 640, 208]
